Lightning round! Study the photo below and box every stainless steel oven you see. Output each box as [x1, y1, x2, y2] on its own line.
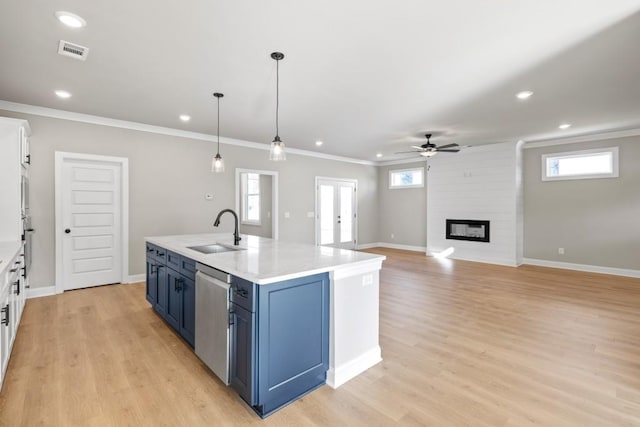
[21, 175, 29, 216]
[22, 216, 34, 278]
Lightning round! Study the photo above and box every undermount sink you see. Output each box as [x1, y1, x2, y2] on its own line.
[187, 243, 246, 254]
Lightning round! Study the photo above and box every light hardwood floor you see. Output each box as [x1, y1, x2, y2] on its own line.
[1, 248, 640, 426]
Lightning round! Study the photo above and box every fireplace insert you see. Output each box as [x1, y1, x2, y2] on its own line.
[446, 219, 490, 243]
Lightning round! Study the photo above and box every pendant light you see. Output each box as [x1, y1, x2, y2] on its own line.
[211, 92, 225, 173]
[269, 52, 286, 161]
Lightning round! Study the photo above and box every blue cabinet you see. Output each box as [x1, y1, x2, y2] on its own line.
[230, 272, 330, 418]
[166, 268, 181, 330]
[231, 304, 256, 405]
[179, 274, 195, 346]
[145, 243, 195, 347]
[145, 256, 156, 305]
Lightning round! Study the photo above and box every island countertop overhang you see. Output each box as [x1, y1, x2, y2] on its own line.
[145, 233, 385, 285]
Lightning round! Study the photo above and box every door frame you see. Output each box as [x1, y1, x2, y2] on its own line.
[54, 152, 129, 294]
[314, 176, 358, 248]
[234, 168, 279, 240]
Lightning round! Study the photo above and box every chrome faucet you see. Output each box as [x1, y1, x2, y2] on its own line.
[213, 209, 241, 246]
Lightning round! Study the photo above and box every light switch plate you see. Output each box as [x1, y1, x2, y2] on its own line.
[284, 212, 290, 218]
[307, 212, 314, 218]
[205, 193, 213, 201]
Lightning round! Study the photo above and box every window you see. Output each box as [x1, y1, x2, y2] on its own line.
[241, 173, 260, 224]
[541, 147, 619, 181]
[389, 168, 424, 189]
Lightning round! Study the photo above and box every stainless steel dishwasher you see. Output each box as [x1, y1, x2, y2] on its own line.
[195, 263, 231, 385]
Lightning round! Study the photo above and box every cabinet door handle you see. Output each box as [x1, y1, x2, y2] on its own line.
[14, 281, 20, 295]
[175, 277, 184, 291]
[26, 154, 31, 165]
[1, 305, 9, 326]
[150, 265, 157, 274]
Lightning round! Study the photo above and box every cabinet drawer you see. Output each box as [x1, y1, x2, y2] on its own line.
[180, 256, 196, 280]
[155, 246, 166, 262]
[146, 243, 156, 260]
[166, 250, 181, 272]
[230, 276, 255, 312]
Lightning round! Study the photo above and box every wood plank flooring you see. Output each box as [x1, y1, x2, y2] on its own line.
[1, 248, 640, 426]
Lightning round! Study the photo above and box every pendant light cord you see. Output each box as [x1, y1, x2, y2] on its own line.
[275, 57, 280, 138]
[217, 95, 220, 153]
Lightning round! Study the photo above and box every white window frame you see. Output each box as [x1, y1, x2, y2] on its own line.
[241, 172, 261, 225]
[389, 167, 424, 189]
[541, 147, 619, 181]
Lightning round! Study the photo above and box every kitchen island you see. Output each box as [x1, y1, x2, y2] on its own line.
[145, 233, 385, 417]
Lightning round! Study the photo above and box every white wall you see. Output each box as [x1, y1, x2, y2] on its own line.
[427, 141, 523, 266]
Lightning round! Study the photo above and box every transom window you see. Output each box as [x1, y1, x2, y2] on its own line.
[241, 173, 261, 224]
[542, 147, 619, 181]
[389, 168, 424, 189]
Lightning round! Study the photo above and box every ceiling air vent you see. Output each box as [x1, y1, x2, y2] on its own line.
[57, 40, 89, 61]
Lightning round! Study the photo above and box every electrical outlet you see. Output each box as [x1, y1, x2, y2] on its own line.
[362, 274, 373, 286]
[284, 212, 290, 219]
[391, 233, 394, 239]
[558, 247, 565, 255]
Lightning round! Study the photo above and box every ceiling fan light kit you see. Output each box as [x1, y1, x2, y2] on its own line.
[211, 92, 225, 173]
[269, 52, 286, 161]
[396, 133, 461, 158]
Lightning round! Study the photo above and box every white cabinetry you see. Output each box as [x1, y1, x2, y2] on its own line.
[0, 244, 24, 390]
[0, 117, 30, 390]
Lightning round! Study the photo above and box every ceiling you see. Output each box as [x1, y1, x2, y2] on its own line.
[1, 1, 639, 161]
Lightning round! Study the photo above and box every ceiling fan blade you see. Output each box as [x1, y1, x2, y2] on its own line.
[436, 143, 459, 149]
[436, 149, 460, 153]
[410, 145, 425, 150]
[394, 150, 421, 154]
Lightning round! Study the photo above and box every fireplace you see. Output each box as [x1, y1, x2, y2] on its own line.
[446, 219, 490, 243]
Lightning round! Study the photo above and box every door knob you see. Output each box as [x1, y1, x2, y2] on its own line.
[64, 228, 71, 234]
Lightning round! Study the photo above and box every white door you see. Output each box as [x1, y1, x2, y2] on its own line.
[316, 178, 357, 249]
[60, 158, 123, 290]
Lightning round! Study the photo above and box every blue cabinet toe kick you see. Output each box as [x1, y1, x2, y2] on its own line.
[253, 374, 326, 418]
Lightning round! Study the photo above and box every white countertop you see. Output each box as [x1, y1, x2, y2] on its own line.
[146, 233, 385, 284]
[0, 240, 22, 275]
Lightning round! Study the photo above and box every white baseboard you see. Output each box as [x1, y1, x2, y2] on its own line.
[26, 286, 57, 299]
[522, 258, 640, 278]
[356, 242, 380, 250]
[125, 274, 146, 284]
[326, 346, 382, 389]
[360, 242, 426, 252]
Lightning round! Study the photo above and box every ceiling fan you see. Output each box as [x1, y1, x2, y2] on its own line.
[396, 134, 460, 157]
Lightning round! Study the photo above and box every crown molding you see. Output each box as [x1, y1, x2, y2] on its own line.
[377, 157, 428, 167]
[0, 100, 376, 166]
[523, 127, 640, 149]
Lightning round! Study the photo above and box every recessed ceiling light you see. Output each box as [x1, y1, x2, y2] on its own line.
[376, 153, 383, 158]
[55, 90, 72, 99]
[516, 90, 533, 100]
[55, 11, 86, 28]
[558, 123, 571, 130]
[315, 140, 323, 146]
[179, 115, 191, 122]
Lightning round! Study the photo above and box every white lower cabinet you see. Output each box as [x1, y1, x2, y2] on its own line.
[0, 247, 25, 390]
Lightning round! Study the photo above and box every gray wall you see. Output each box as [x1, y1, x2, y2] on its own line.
[1, 110, 379, 288]
[376, 161, 427, 247]
[523, 136, 640, 269]
[239, 174, 273, 238]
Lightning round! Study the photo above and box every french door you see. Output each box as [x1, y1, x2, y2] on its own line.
[316, 178, 357, 249]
